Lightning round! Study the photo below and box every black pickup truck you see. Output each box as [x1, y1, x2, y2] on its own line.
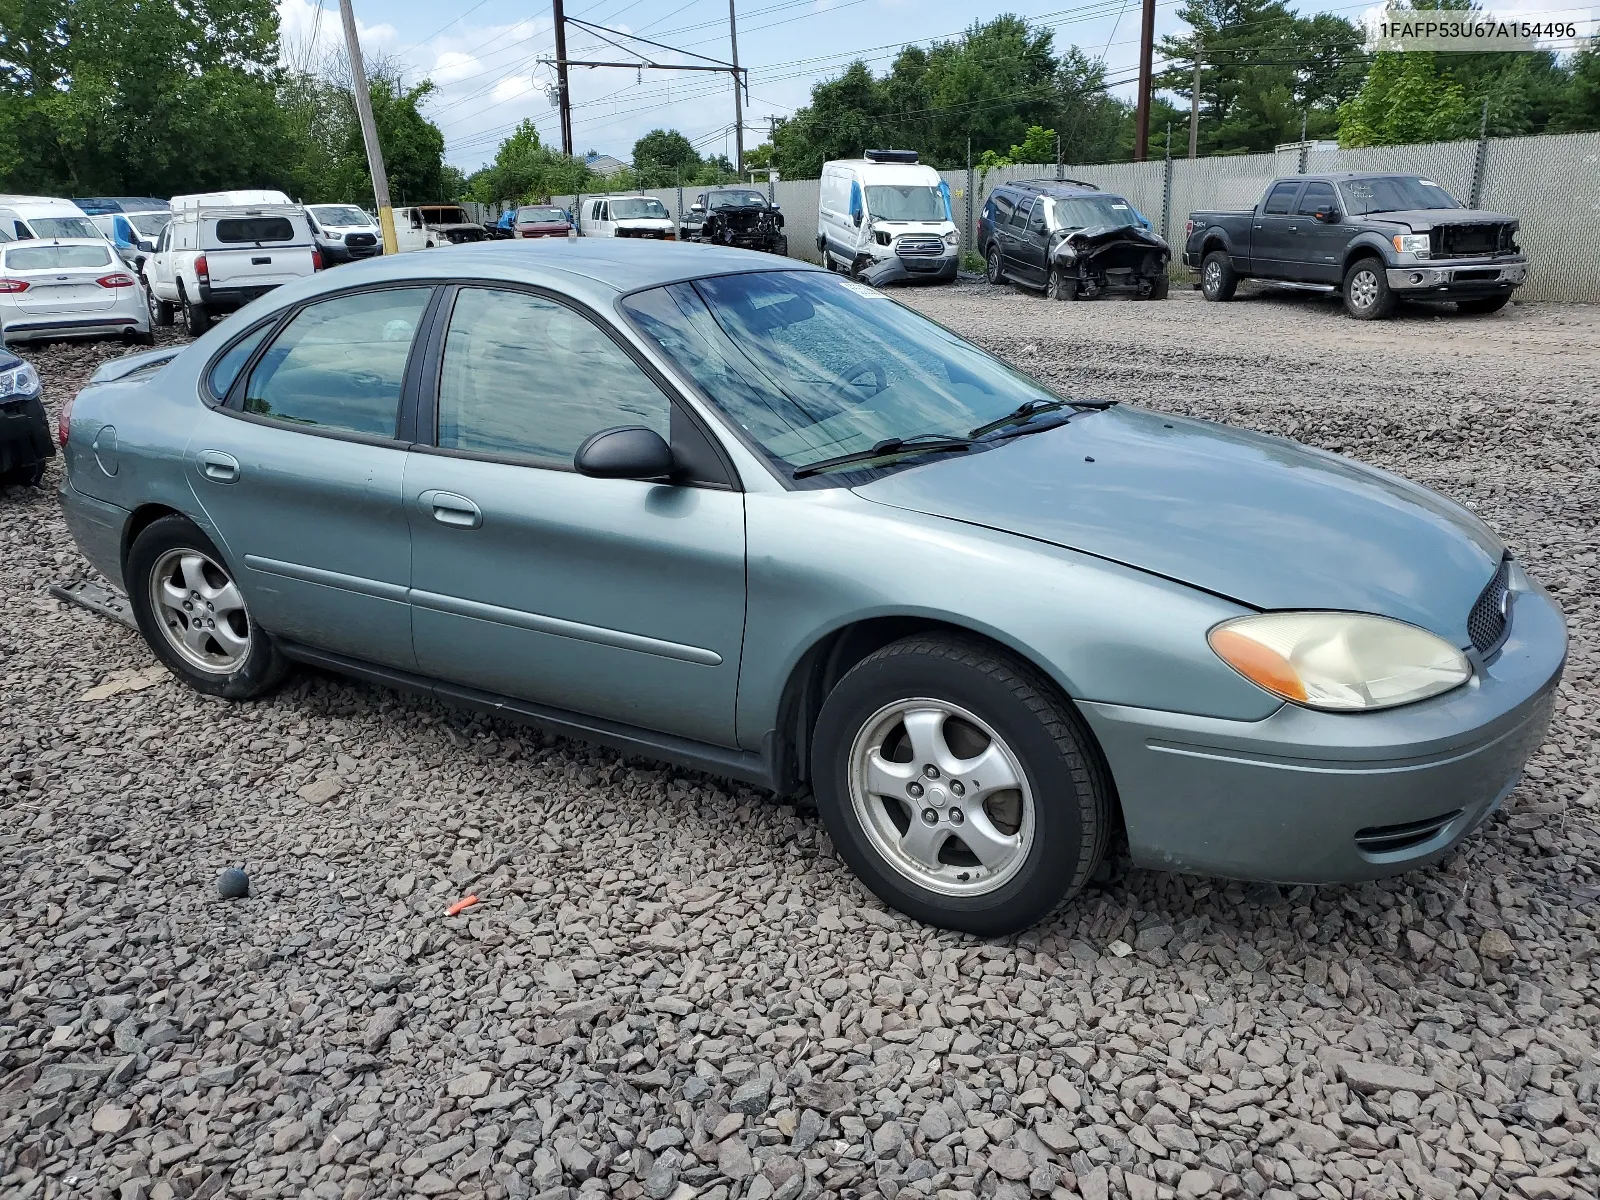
[1184, 173, 1528, 319]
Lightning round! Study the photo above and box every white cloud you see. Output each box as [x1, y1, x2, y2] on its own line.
[277, 0, 397, 64]
[429, 50, 482, 86]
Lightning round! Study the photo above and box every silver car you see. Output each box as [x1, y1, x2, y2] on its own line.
[57, 242, 1565, 934]
[0, 238, 153, 346]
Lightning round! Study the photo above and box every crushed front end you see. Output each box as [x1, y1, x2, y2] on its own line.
[1051, 225, 1171, 298]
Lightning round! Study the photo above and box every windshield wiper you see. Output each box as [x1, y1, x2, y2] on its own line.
[792, 434, 975, 479]
[968, 397, 1114, 439]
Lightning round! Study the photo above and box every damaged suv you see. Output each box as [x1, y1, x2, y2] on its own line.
[680, 188, 787, 257]
[980, 180, 1170, 301]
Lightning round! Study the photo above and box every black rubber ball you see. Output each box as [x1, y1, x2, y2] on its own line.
[217, 868, 250, 899]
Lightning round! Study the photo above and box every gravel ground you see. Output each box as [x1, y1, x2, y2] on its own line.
[2, 287, 1598, 1200]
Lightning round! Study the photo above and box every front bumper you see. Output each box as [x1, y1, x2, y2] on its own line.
[861, 254, 959, 286]
[1, 394, 54, 476]
[320, 241, 382, 264]
[1079, 576, 1566, 884]
[1387, 258, 1527, 296]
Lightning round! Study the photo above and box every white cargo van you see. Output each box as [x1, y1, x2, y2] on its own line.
[147, 192, 318, 335]
[0, 196, 109, 244]
[580, 195, 676, 240]
[816, 151, 959, 283]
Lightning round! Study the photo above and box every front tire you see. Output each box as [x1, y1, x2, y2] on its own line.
[1048, 265, 1076, 301]
[811, 635, 1112, 935]
[152, 295, 175, 327]
[1146, 274, 1170, 300]
[985, 244, 1007, 285]
[772, 235, 789, 258]
[1343, 257, 1395, 320]
[1458, 295, 1509, 315]
[126, 515, 288, 699]
[1200, 251, 1237, 301]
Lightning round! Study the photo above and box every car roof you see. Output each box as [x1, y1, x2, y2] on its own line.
[997, 179, 1113, 199]
[278, 239, 822, 302]
[1293, 172, 1431, 182]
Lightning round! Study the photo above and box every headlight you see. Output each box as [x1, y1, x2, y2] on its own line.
[943, 231, 959, 246]
[1208, 612, 1470, 711]
[1392, 234, 1430, 258]
[0, 362, 40, 399]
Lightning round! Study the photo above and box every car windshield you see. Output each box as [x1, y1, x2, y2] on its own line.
[622, 270, 1070, 480]
[709, 191, 767, 209]
[310, 206, 369, 227]
[1339, 176, 1462, 215]
[31, 216, 102, 239]
[5, 244, 112, 270]
[128, 213, 169, 236]
[611, 198, 669, 220]
[865, 185, 946, 222]
[421, 207, 470, 224]
[1046, 196, 1139, 231]
[518, 206, 565, 222]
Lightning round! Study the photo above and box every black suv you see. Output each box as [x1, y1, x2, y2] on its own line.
[679, 187, 787, 256]
[977, 180, 1170, 300]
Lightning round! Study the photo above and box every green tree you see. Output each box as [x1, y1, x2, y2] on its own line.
[631, 129, 701, 186]
[465, 119, 594, 204]
[1552, 47, 1600, 132]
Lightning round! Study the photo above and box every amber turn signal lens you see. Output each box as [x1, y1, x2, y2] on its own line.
[1208, 627, 1308, 702]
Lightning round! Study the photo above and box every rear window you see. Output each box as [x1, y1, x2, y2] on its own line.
[215, 217, 296, 243]
[5, 244, 113, 270]
[31, 216, 101, 239]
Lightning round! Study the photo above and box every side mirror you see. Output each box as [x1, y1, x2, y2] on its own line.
[1315, 209, 1340, 224]
[691, 203, 705, 212]
[574, 426, 674, 480]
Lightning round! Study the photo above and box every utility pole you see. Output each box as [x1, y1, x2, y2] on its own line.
[729, 0, 744, 178]
[1133, 0, 1156, 160]
[339, 0, 396, 254]
[1188, 39, 1201, 159]
[552, 0, 573, 155]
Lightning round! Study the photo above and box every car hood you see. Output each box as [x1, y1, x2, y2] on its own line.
[1369, 208, 1518, 231]
[852, 406, 1503, 646]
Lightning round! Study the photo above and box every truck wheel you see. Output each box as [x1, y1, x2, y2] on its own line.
[1146, 274, 1170, 300]
[1047, 266, 1076, 301]
[1200, 251, 1236, 301]
[985, 245, 1007, 285]
[1457, 295, 1509, 315]
[772, 235, 789, 258]
[810, 633, 1112, 935]
[180, 287, 210, 336]
[1342, 258, 1395, 320]
[152, 295, 175, 327]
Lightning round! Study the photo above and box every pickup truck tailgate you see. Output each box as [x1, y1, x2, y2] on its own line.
[206, 245, 315, 289]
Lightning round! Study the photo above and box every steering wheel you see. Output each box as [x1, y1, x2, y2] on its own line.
[838, 358, 888, 398]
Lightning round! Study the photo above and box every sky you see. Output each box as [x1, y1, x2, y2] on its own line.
[276, 0, 1592, 174]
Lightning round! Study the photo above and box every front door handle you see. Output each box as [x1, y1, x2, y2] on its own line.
[419, 490, 482, 529]
[198, 450, 239, 483]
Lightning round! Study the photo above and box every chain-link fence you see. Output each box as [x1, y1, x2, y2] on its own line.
[524, 130, 1599, 302]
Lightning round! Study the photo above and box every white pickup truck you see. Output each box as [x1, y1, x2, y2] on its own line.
[145, 191, 319, 335]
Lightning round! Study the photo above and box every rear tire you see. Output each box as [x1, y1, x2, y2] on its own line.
[1342, 257, 1395, 320]
[1200, 250, 1237, 301]
[1458, 295, 1509, 315]
[985, 244, 1007, 285]
[181, 287, 210, 337]
[811, 634, 1112, 935]
[125, 515, 288, 700]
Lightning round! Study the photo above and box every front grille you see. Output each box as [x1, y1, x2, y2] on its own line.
[1468, 556, 1513, 655]
[345, 232, 377, 248]
[1430, 223, 1515, 258]
[896, 235, 946, 258]
[1355, 810, 1463, 856]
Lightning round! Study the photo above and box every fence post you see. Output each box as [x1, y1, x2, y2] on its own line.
[1470, 99, 1490, 208]
[1160, 150, 1173, 245]
[1297, 111, 1308, 174]
[965, 137, 975, 247]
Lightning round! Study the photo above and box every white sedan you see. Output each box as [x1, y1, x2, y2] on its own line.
[0, 238, 152, 347]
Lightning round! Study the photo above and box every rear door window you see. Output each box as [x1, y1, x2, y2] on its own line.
[215, 217, 295, 243]
[241, 287, 431, 437]
[1009, 198, 1034, 229]
[1263, 183, 1301, 215]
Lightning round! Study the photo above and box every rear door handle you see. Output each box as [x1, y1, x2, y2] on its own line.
[419, 490, 482, 529]
[198, 450, 239, 483]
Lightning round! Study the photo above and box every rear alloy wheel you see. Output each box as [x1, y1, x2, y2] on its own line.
[126, 515, 287, 698]
[986, 245, 1007, 285]
[1048, 265, 1076, 301]
[181, 288, 210, 336]
[812, 634, 1111, 935]
[1200, 250, 1237, 301]
[1342, 258, 1396, 320]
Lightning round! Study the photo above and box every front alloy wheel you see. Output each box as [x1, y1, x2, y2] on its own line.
[1343, 258, 1395, 320]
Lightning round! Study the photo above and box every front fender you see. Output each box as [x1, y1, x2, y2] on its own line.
[737, 489, 1280, 752]
[1342, 231, 1395, 271]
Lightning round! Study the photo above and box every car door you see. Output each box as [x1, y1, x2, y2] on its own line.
[1252, 181, 1303, 278]
[188, 283, 436, 670]
[147, 224, 174, 296]
[1292, 181, 1347, 284]
[1014, 196, 1051, 284]
[403, 284, 747, 746]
